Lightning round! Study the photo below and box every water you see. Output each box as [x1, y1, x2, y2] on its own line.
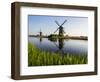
[29, 37, 88, 55]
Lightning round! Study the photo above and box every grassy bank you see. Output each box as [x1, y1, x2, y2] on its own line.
[28, 43, 87, 66]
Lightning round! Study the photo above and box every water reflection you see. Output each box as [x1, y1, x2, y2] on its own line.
[58, 38, 64, 50]
[48, 38, 65, 55]
[48, 38, 64, 49]
[40, 37, 42, 42]
[29, 37, 87, 55]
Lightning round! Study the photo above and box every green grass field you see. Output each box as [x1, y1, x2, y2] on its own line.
[28, 43, 88, 66]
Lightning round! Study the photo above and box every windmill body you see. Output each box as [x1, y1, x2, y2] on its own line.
[39, 31, 42, 36]
[59, 26, 64, 36]
[54, 20, 67, 38]
[39, 29, 42, 37]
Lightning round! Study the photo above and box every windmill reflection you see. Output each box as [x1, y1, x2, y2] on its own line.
[58, 38, 64, 50]
[48, 38, 65, 55]
[39, 37, 42, 42]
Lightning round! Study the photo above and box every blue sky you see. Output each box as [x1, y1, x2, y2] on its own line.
[28, 15, 88, 36]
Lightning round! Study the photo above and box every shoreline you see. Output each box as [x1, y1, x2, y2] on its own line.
[28, 35, 88, 40]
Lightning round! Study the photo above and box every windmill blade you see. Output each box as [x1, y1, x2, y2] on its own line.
[61, 20, 67, 26]
[54, 27, 59, 33]
[55, 20, 60, 26]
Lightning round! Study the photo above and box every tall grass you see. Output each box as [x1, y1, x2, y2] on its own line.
[28, 43, 87, 66]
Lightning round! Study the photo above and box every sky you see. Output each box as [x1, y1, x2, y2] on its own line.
[28, 15, 88, 36]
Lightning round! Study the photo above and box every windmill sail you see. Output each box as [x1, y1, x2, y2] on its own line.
[61, 20, 67, 26]
[55, 20, 60, 26]
[54, 27, 59, 33]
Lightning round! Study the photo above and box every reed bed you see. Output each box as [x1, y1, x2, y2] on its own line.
[28, 43, 87, 66]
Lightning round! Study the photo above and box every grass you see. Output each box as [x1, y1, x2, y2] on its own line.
[28, 43, 88, 66]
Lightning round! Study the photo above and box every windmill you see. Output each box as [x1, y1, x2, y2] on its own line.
[54, 20, 67, 37]
[38, 28, 42, 37]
